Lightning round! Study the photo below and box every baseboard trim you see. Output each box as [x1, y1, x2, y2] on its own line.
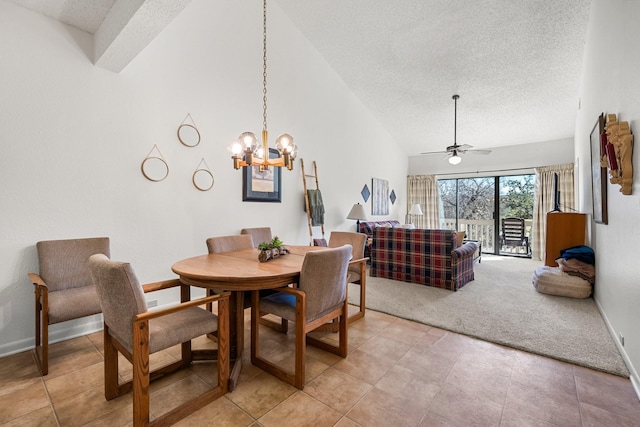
[0, 316, 103, 358]
[594, 296, 640, 400]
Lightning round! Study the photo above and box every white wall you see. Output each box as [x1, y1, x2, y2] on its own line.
[408, 138, 574, 177]
[574, 0, 640, 389]
[0, 0, 407, 355]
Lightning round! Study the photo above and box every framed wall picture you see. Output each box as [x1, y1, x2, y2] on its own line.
[590, 113, 608, 224]
[371, 178, 389, 215]
[242, 148, 282, 202]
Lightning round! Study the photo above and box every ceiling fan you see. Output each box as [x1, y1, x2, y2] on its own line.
[420, 94, 492, 165]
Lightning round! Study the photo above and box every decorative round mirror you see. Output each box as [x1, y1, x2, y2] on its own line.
[192, 158, 214, 191]
[141, 145, 169, 182]
[193, 169, 214, 191]
[177, 124, 200, 147]
[141, 157, 169, 182]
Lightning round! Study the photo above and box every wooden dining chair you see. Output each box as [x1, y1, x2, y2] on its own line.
[240, 227, 273, 248]
[88, 254, 229, 427]
[328, 231, 367, 323]
[251, 245, 351, 389]
[206, 234, 287, 332]
[27, 237, 110, 375]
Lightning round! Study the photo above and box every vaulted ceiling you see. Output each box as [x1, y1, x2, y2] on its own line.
[7, 0, 592, 155]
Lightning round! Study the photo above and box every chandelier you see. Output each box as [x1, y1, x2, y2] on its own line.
[230, 0, 297, 171]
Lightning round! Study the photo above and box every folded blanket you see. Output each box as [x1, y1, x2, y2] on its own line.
[556, 257, 595, 284]
[560, 245, 595, 265]
[307, 189, 325, 226]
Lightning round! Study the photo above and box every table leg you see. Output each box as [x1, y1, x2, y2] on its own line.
[228, 290, 245, 391]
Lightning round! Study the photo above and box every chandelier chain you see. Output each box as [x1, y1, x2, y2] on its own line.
[262, 0, 268, 131]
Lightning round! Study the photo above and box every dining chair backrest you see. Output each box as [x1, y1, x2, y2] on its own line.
[329, 231, 366, 260]
[240, 227, 273, 248]
[37, 237, 110, 291]
[206, 234, 253, 254]
[298, 244, 351, 322]
[89, 254, 147, 348]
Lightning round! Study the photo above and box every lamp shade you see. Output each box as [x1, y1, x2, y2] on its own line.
[347, 203, 367, 220]
[409, 204, 423, 215]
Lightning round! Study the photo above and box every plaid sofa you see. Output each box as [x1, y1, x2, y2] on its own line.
[358, 220, 401, 259]
[370, 227, 477, 291]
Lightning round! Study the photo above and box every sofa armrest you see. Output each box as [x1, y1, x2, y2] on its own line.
[452, 242, 478, 263]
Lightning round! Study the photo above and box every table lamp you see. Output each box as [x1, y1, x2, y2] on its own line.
[347, 203, 367, 231]
[408, 203, 423, 225]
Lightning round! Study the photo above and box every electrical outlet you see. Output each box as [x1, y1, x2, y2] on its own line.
[147, 300, 158, 308]
[619, 332, 624, 347]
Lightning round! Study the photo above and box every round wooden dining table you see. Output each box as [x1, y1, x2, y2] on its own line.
[171, 245, 322, 391]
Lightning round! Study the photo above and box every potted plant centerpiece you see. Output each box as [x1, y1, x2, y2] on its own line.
[257, 236, 289, 262]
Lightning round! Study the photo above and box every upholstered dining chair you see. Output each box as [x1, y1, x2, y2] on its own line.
[27, 237, 110, 375]
[206, 234, 253, 254]
[328, 231, 367, 323]
[240, 227, 273, 248]
[206, 234, 287, 332]
[251, 244, 351, 389]
[88, 254, 229, 427]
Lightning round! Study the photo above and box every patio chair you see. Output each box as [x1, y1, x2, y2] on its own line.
[500, 217, 530, 254]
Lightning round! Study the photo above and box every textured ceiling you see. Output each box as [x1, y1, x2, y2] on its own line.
[9, 0, 592, 156]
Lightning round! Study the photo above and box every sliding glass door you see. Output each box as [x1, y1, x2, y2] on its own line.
[438, 174, 534, 257]
[498, 175, 534, 256]
[438, 177, 496, 252]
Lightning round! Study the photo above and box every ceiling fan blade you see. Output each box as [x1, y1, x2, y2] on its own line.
[420, 150, 448, 155]
[457, 144, 473, 151]
[441, 153, 452, 160]
[467, 149, 492, 155]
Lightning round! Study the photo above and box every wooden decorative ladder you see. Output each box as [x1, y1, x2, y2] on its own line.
[301, 159, 324, 246]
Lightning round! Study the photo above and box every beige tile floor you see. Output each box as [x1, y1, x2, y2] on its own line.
[1, 307, 639, 427]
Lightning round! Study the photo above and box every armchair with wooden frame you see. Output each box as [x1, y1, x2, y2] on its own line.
[27, 237, 110, 376]
[88, 254, 229, 427]
[313, 231, 368, 324]
[250, 244, 351, 389]
[327, 231, 367, 323]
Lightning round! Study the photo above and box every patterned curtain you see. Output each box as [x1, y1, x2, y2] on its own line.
[407, 175, 440, 228]
[532, 163, 575, 260]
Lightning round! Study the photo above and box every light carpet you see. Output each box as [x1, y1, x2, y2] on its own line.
[350, 255, 629, 377]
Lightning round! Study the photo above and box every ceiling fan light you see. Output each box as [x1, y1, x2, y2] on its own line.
[449, 154, 462, 165]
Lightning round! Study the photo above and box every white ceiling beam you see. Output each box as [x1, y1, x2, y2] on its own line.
[94, 0, 191, 73]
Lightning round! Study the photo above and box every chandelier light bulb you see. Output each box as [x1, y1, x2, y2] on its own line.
[239, 132, 258, 150]
[230, 141, 243, 155]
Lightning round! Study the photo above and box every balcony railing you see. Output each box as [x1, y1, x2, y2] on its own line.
[443, 218, 532, 255]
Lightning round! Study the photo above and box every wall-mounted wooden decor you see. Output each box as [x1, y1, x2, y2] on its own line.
[372, 178, 389, 215]
[604, 114, 634, 195]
